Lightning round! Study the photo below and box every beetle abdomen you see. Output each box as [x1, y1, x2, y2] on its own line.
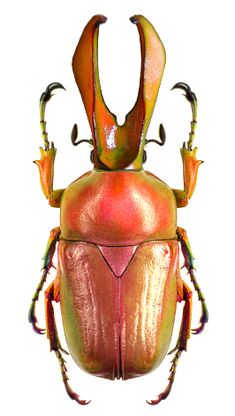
[60, 170, 177, 245]
[59, 239, 178, 380]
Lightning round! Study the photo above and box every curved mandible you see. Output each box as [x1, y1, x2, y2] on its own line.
[72, 15, 166, 170]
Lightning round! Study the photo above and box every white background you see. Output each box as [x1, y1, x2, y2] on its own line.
[1, 0, 234, 415]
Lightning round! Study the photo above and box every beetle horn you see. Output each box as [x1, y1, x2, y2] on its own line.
[72, 15, 166, 170]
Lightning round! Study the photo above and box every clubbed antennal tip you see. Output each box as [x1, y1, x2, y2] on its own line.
[145, 123, 166, 147]
[71, 123, 93, 147]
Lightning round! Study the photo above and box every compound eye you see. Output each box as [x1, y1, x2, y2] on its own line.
[90, 150, 94, 163]
[142, 150, 147, 164]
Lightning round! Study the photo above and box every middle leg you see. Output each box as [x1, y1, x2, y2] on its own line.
[177, 226, 209, 333]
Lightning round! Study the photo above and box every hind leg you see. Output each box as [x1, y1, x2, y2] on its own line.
[44, 278, 90, 405]
[147, 280, 192, 405]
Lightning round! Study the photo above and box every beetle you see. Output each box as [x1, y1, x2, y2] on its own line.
[29, 15, 208, 405]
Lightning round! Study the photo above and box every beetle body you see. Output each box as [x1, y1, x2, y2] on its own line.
[59, 170, 178, 379]
[29, 15, 208, 405]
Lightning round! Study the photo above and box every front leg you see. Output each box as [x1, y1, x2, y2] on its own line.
[173, 144, 203, 207]
[34, 83, 65, 208]
[34, 143, 64, 207]
[171, 83, 203, 207]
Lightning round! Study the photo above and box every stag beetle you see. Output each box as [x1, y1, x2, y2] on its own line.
[29, 15, 208, 405]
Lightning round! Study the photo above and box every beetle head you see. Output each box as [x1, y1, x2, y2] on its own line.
[72, 15, 165, 170]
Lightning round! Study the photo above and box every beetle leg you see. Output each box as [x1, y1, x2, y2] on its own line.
[172, 83, 198, 151]
[177, 226, 209, 334]
[34, 83, 65, 207]
[34, 144, 64, 207]
[172, 145, 203, 207]
[44, 280, 66, 352]
[28, 227, 60, 334]
[44, 281, 90, 405]
[147, 281, 192, 405]
[171, 84, 203, 207]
